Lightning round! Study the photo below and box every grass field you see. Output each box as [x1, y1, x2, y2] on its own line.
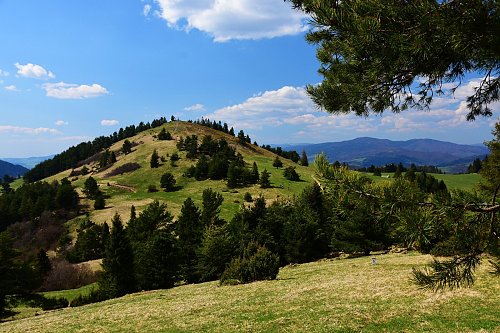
[1, 253, 498, 333]
[366, 172, 482, 192]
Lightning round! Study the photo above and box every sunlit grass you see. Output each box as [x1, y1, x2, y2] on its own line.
[1, 253, 498, 332]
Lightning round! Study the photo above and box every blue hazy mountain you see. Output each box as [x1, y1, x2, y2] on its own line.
[1, 155, 54, 170]
[281, 137, 489, 173]
[0, 160, 29, 178]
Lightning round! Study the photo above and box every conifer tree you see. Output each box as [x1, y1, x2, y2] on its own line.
[272, 156, 283, 169]
[201, 188, 224, 227]
[99, 213, 136, 298]
[122, 140, 132, 155]
[260, 169, 271, 188]
[300, 150, 309, 166]
[176, 198, 203, 283]
[150, 149, 159, 168]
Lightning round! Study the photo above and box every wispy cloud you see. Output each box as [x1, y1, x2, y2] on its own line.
[15, 62, 55, 80]
[154, 0, 308, 42]
[0, 125, 61, 135]
[4, 85, 18, 91]
[143, 4, 152, 16]
[43, 82, 109, 99]
[184, 103, 206, 112]
[0, 69, 9, 77]
[55, 120, 68, 126]
[101, 119, 119, 126]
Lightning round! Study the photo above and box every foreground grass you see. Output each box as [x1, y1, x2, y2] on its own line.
[2, 253, 498, 333]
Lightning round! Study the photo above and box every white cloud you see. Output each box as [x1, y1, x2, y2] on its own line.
[4, 85, 18, 91]
[205, 79, 500, 143]
[43, 82, 109, 99]
[154, 0, 308, 42]
[0, 69, 9, 77]
[55, 120, 68, 126]
[206, 86, 319, 130]
[143, 4, 152, 16]
[0, 125, 61, 135]
[101, 119, 119, 126]
[184, 103, 206, 112]
[15, 62, 55, 80]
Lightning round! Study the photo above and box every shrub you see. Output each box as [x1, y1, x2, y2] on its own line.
[220, 242, 280, 285]
[244, 192, 253, 202]
[41, 260, 99, 291]
[147, 185, 158, 193]
[70, 289, 107, 307]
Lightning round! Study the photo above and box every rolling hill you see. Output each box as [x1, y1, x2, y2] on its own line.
[43, 121, 315, 224]
[0, 160, 29, 178]
[284, 137, 489, 172]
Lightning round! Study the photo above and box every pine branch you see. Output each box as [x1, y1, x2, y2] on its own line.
[411, 255, 481, 290]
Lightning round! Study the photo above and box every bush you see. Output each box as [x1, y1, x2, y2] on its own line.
[23, 294, 69, 311]
[70, 289, 107, 307]
[40, 260, 99, 291]
[244, 192, 253, 202]
[147, 185, 158, 193]
[220, 242, 280, 285]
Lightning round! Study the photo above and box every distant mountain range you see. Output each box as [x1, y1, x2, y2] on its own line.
[280, 137, 489, 173]
[1, 155, 54, 170]
[0, 160, 29, 178]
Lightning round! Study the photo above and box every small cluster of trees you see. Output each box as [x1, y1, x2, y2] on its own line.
[261, 145, 300, 163]
[191, 118, 235, 137]
[83, 177, 106, 210]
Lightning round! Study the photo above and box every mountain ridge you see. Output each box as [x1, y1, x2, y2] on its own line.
[280, 137, 488, 173]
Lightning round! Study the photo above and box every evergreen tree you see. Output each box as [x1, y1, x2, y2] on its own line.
[109, 151, 117, 164]
[160, 172, 176, 192]
[83, 176, 99, 198]
[201, 189, 224, 227]
[287, 0, 499, 120]
[237, 130, 246, 144]
[272, 156, 283, 169]
[150, 149, 159, 168]
[259, 169, 271, 188]
[480, 122, 500, 197]
[122, 140, 132, 154]
[300, 150, 309, 166]
[251, 162, 260, 184]
[176, 198, 203, 283]
[99, 213, 136, 298]
[94, 194, 106, 210]
[283, 166, 301, 181]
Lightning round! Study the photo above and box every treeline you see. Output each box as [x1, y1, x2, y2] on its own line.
[24, 117, 170, 183]
[190, 117, 301, 163]
[358, 162, 443, 174]
[0, 179, 79, 232]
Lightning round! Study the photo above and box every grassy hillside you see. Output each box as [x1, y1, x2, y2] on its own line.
[366, 172, 482, 192]
[1, 253, 498, 332]
[44, 121, 314, 225]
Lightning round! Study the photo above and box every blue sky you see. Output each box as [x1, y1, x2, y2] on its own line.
[0, 0, 498, 157]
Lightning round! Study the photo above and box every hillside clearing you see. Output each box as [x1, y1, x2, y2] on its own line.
[1, 253, 498, 333]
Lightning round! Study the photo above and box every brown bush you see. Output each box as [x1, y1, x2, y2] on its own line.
[41, 259, 100, 291]
[105, 163, 140, 177]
